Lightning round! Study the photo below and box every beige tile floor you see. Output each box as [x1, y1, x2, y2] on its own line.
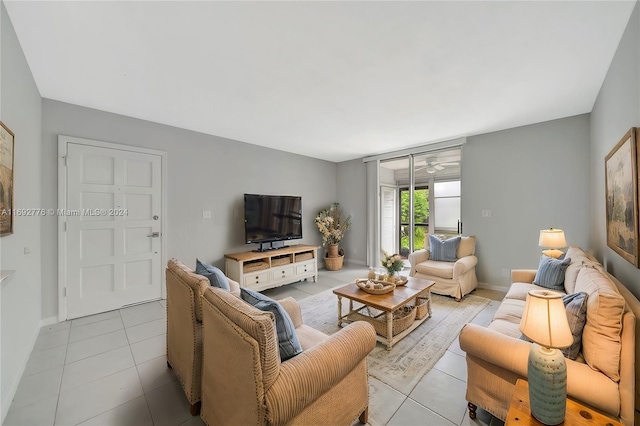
[4, 263, 505, 426]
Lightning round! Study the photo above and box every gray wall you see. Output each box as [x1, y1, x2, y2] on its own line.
[591, 3, 640, 299]
[462, 115, 591, 288]
[41, 100, 337, 320]
[337, 115, 592, 289]
[1, 2, 44, 418]
[336, 158, 367, 264]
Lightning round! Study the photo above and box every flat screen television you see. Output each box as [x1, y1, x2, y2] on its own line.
[244, 194, 302, 251]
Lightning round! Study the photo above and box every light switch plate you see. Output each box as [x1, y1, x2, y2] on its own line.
[202, 210, 212, 219]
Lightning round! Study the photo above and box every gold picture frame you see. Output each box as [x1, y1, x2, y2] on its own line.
[605, 127, 639, 267]
[0, 121, 14, 237]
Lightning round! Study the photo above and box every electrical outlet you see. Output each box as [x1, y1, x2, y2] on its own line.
[481, 209, 492, 218]
[202, 210, 212, 219]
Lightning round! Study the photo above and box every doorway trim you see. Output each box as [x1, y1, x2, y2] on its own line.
[57, 135, 168, 322]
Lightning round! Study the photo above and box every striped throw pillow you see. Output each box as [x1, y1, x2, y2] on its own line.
[429, 235, 461, 262]
[533, 255, 571, 291]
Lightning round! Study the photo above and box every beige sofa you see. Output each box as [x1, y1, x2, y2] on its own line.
[408, 235, 478, 301]
[459, 246, 640, 425]
[166, 259, 242, 415]
[200, 285, 377, 425]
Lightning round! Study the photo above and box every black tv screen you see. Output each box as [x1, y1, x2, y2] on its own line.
[244, 194, 302, 246]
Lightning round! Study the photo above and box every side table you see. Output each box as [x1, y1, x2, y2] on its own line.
[506, 379, 621, 426]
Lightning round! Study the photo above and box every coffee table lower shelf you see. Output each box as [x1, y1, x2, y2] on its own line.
[339, 301, 431, 350]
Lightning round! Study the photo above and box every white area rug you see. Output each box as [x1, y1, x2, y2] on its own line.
[298, 290, 490, 394]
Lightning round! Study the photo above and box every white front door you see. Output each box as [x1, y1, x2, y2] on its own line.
[62, 140, 164, 319]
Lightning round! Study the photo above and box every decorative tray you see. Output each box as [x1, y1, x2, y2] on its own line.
[355, 279, 395, 295]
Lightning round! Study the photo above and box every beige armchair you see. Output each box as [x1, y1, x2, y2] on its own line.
[408, 235, 478, 301]
[165, 258, 240, 416]
[200, 285, 377, 425]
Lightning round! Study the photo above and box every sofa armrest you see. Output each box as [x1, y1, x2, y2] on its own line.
[278, 297, 303, 328]
[453, 256, 478, 280]
[409, 249, 430, 275]
[460, 324, 621, 417]
[459, 323, 529, 377]
[265, 321, 376, 422]
[511, 269, 536, 284]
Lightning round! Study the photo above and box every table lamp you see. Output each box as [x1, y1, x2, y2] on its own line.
[539, 228, 567, 258]
[520, 290, 573, 425]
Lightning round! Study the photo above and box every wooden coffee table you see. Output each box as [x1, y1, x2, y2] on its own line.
[333, 276, 435, 350]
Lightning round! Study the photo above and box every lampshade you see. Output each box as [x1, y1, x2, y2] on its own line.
[538, 228, 567, 249]
[520, 290, 573, 349]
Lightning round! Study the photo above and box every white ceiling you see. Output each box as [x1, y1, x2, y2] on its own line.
[4, 1, 636, 162]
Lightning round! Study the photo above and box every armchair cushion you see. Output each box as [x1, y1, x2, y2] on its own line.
[532, 255, 571, 291]
[195, 259, 231, 291]
[415, 260, 454, 279]
[457, 235, 476, 258]
[429, 235, 461, 261]
[240, 288, 303, 361]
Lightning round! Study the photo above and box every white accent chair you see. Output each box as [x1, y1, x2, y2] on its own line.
[408, 235, 478, 301]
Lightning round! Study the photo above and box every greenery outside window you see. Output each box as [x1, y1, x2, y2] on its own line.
[400, 186, 429, 256]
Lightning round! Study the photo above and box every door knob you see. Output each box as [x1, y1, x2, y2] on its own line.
[147, 232, 161, 238]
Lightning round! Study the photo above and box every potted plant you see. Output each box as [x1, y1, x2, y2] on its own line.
[315, 203, 351, 270]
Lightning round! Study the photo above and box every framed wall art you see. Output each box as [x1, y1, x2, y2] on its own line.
[605, 127, 639, 267]
[0, 121, 14, 237]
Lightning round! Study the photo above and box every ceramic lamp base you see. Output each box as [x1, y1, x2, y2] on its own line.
[528, 343, 567, 425]
[541, 249, 564, 259]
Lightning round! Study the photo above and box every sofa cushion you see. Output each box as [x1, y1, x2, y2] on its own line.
[505, 283, 553, 302]
[564, 246, 599, 294]
[574, 265, 625, 382]
[562, 292, 588, 360]
[488, 318, 522, 339]
[240, 288, 303, 361]
[429, 235, 461, 261]
[492, 298, 526, 325]
[415, 260, 454, 279]
[195, 259, 231, 291]
[533, 255, 571, 291]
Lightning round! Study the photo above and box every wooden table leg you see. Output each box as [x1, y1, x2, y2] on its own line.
[386, 311, 393, 350]
[337, 296, 342, 326]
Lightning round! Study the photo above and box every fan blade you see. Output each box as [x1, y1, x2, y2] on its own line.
[435, 165, 444, 170]
[439, 162, 459, 166]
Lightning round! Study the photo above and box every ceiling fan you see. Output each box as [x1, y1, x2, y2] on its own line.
[416, 160, 460, 174]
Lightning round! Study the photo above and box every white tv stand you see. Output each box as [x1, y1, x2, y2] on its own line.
[224, 245, 318, 292]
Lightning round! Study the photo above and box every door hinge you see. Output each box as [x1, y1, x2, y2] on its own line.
[63, 156, 68, 166]
[63, 287, 67, 297]
[64, 222, 67, 232]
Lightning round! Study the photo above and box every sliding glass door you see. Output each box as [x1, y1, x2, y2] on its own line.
[378, 148, 461, 259]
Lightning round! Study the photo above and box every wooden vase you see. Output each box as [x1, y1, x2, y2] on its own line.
[328, 243, 339, 258]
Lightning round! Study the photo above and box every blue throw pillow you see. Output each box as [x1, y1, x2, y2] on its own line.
[240, 288, 303, 361]
[195, 259, 231, 291]
[429, 235, 461, 262]
[562, 292, 588, 360]
[520, 291, 588, 360]
[533, 255, 571, 291]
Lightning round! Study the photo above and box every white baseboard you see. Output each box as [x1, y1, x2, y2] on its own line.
[477, 282, 509, 292]
[1, 319, 44, 423]
[40, 316, 58, 328]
